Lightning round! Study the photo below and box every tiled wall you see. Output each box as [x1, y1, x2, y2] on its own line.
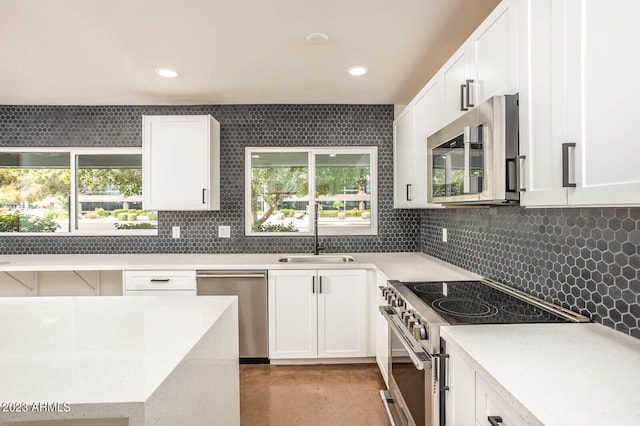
[0, 104, 421, 254]
[420, 206, 640, 338]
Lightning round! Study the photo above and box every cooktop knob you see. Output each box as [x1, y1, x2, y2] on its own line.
[413, 324, 427, 340]
[404, 313, 416, 327]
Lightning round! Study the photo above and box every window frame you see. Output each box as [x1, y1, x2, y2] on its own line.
[0, 147, 157, 236]
[244, 146, 378, 237]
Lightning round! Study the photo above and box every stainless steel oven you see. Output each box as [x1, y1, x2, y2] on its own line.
[380, 305, 433, 426]
[378, 279, 589, 426]
[427, 94, 520, 205]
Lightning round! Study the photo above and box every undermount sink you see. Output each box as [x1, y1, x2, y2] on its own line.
[278, 255, 355, 263]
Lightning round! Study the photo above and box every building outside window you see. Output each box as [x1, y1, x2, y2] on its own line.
[245, 147, 377, 236]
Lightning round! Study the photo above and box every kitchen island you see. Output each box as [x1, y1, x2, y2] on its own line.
[0, 296, 239, 426]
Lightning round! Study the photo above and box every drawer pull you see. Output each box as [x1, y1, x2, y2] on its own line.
[150, 278, 171, 283]
[488, 416, 503, 426]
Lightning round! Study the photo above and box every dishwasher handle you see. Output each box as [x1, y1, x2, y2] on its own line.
[196, 272, 266, 279]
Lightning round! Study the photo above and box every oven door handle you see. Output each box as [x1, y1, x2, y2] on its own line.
[379, 306, 430, 371]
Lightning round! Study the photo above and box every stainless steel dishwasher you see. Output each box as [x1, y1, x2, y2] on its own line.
[196, 270, 268, 363]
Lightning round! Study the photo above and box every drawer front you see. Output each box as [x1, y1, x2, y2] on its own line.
[123, 270, 196, 291]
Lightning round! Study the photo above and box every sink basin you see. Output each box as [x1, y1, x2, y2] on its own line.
[278, 255, 355, 263]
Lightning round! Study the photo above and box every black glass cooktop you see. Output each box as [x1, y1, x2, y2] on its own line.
[403, 280, 568, 325]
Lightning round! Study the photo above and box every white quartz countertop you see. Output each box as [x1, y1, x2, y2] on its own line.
[0, 295, 237, 421]
[0, 252, 480, 282]
[441, 323, 640, 425]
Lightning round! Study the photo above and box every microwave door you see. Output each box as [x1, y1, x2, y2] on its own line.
[432, 136, 466, 197]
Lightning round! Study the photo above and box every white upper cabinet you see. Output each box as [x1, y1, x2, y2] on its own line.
[441, 0, 518, 126]
[394, 76, 444, 209]
[519, 0, 640, 207]
[442, 47, 473, 125]
[468, 0, 518, 105]
[394, 107, 415, 208]
[143, 115, 220, 210]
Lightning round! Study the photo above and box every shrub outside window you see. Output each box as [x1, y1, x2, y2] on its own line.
[0, 148, 157, 235]
[245, 147, 377, 236]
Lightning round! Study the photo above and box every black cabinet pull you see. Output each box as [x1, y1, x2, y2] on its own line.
[202, 188, 206, 204]
[562, 143, 577, 188]
[460, 83, 469, 111]
[488, 416, 503, 426]
[406, 184, 412, 201]
[466, 79, 475, 108]
[150, 278, 170, 283]
[312, 276, 315, 293]
[319, 276, 323, 294]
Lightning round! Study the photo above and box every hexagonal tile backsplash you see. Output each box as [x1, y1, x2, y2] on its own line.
[421, 206, 640, 338]
[0, 104, 420, 254]
[2, 105, 639, 339]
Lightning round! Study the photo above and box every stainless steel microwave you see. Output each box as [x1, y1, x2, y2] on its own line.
[427, 94, 520, 205]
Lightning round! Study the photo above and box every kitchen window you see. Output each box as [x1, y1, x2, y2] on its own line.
[245, 147, 377, 236]
[0, 148, 157, 235]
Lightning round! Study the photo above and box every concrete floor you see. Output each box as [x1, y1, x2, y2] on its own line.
[240, 364, 389, 426]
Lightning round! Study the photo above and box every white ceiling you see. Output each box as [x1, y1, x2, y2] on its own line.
[0, 0, 500, 106]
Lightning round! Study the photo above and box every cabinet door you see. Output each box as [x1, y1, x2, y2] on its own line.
[413, 76, 445, 208]
[317, 269, 367, 358]
[268, 270, 317, 359]
[566, 0, 640, 206]
[469, 0, 518, 105]
[144, 115, 218, 210]
[375, 273, 389, 385]
[442, 47, 472, 125]
[518, 0, 569, 206]
[445, 342, 476, 426]
[394, 108, 415, 208]
[475, 375, 533, 425]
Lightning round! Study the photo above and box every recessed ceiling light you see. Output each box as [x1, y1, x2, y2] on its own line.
[347, 66, 368, 77]
[155, 68, 179, 78]
[306, 32, 329, 45]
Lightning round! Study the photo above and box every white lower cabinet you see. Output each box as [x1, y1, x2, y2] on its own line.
[445, 336, 539, 426]
[476, 375, 529, 426]
[445, 341, 477, 426]
[122, 270, 196, 295]
[268, 269, 368, 360]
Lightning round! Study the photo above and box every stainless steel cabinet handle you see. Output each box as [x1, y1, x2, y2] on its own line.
[517, 155, 527, 192]
[562, 142, 577, 188]
[406, 184, 412, 201]
[150, 278, 170, 282]
[488, 416, 503, 426]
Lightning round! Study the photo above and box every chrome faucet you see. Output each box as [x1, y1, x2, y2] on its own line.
[314, 203, 325, 255]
